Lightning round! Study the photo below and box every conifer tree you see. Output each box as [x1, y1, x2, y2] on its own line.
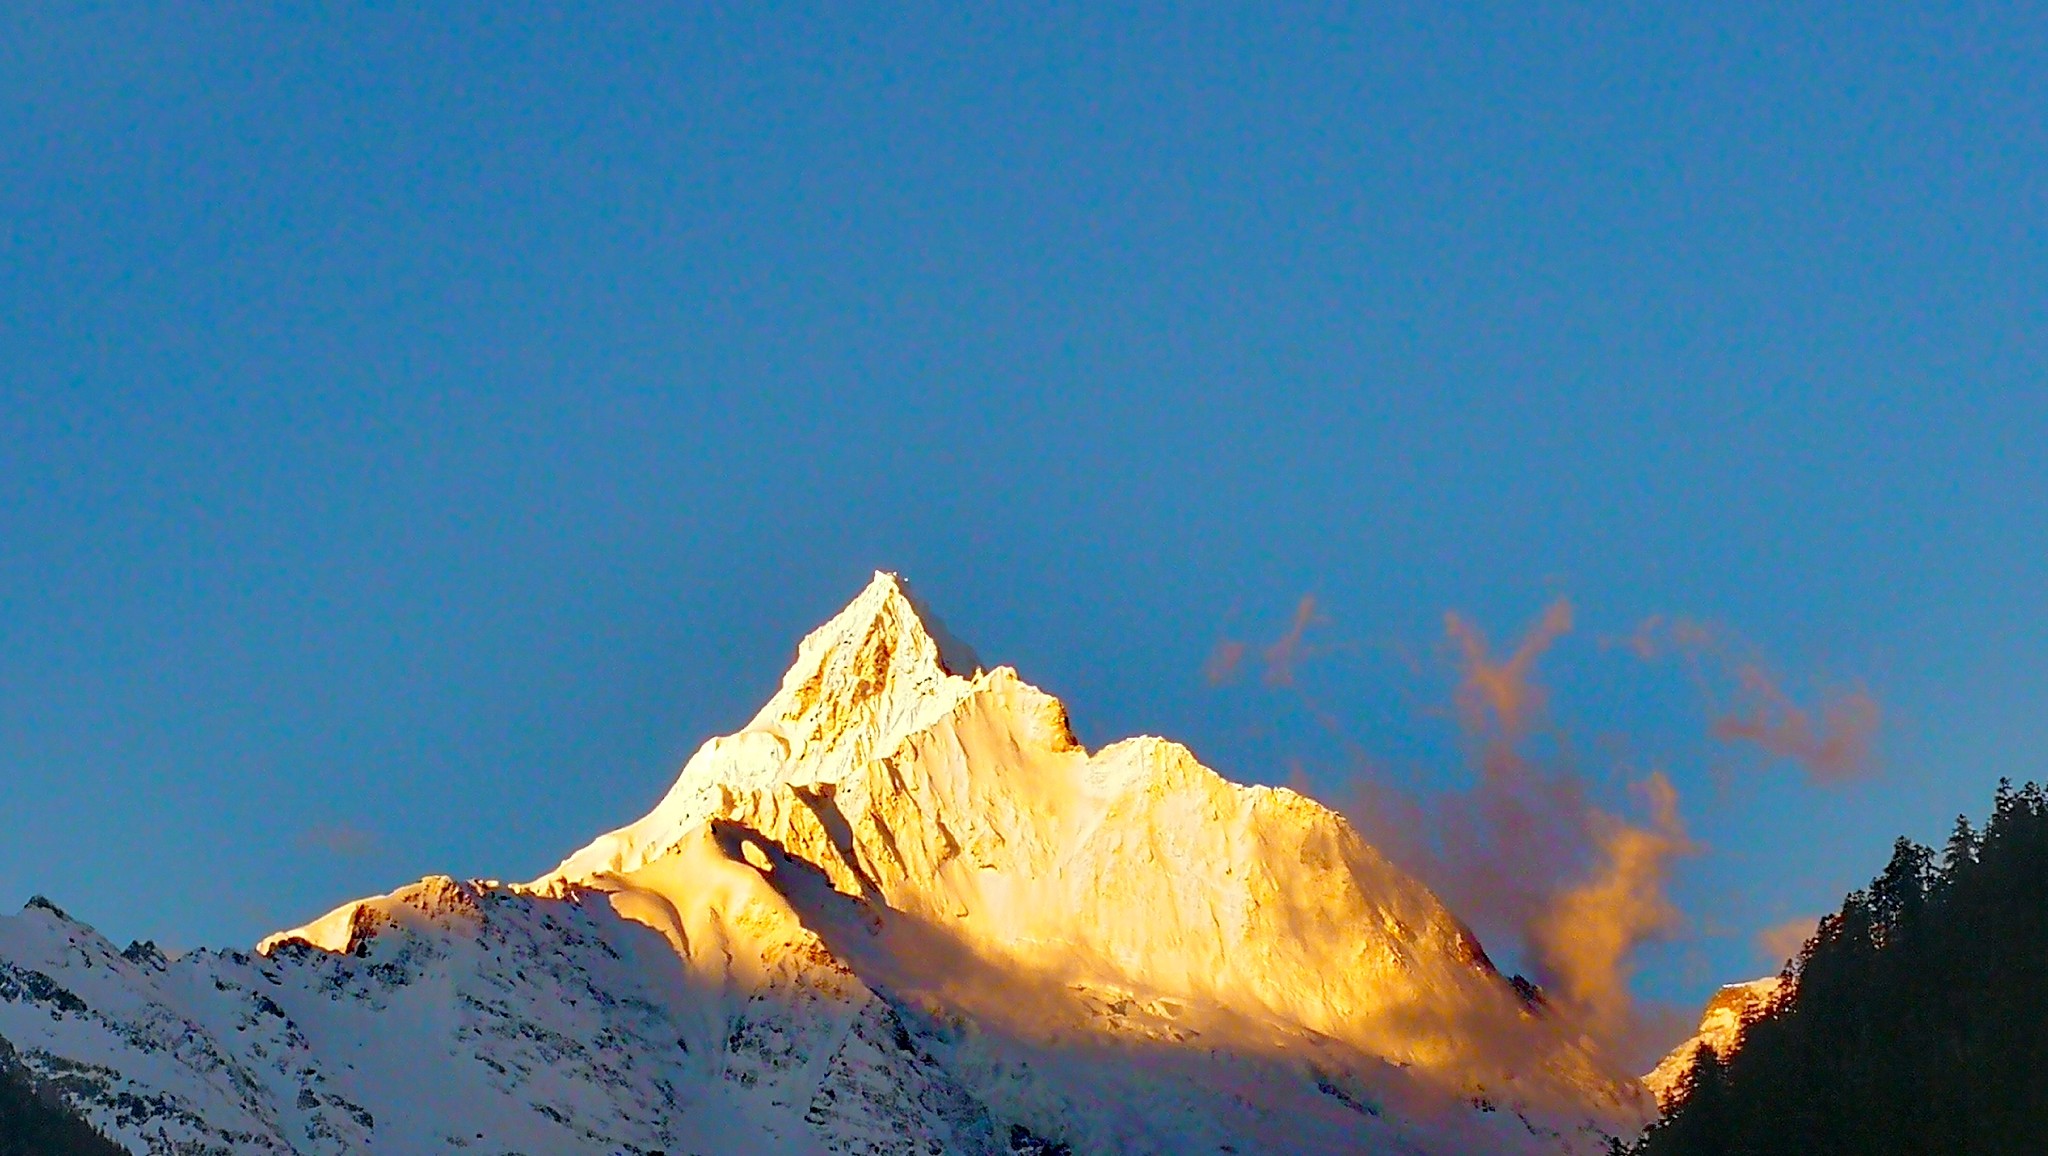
[1623, 779, 2048, 1156]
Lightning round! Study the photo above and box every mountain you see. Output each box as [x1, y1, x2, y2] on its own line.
[0, 1031, 126, 1155]
[0, 574, 1652, 1155]
[1639, 978, 1779, 1110]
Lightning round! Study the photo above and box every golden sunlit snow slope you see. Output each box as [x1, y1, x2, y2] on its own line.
[538, 576, 1641, 1104]
[258, 572, 1654, 1153]
[1641, 977, 1782, 1109]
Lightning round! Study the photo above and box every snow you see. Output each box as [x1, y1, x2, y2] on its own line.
[1640, 977, 1782, 1109]
[2, 572, 1655, 1154]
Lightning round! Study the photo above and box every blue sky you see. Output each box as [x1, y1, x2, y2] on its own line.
[3, 4, 2044, 1013]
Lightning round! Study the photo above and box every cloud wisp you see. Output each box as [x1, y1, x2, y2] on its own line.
[297, 823, 377, 857]
[1620, 615, 1881, 784]
[1425, 600, 1693, 1063]
[1203, 640, 1248, 686]
[1236, 597, 1698, 1067]
[1206, 592, 1880, 1068]
[1203, 595, 1339, 689]
[1754, 915, 1819, 970]
[1525, 771, 1692, 1051]
[1712, 666, 1880, 785]
[1262, 595, 1328, 687]
[1445, 599, 1573, 740]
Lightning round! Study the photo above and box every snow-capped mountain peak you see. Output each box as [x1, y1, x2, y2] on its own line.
[745, 570, 985, 745]
[4, 575, 1654, 1155]
[542, 571, 1001, 886]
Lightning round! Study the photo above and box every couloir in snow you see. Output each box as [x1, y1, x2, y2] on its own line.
[0, 574, 1655, 1154]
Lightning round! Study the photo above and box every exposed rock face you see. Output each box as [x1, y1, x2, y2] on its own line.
[1641, 977, 1784, 1109]
[1, 573, 1653, 1154]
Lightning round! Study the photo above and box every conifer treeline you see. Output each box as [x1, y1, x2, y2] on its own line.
[1625, 780, 2048, 1155]
[0, 1038, 125, 1156]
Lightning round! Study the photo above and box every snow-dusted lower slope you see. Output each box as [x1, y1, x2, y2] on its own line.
[1640, 977, 1782, 1110]
[1, 574, 1654, 1154]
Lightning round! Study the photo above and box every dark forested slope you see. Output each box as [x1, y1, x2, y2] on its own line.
[1628, 780, 2048, 1156]
[0, 1038, 126, 1156]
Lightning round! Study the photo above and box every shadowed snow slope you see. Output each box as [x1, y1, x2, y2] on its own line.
[1, 574, 1653, 1155]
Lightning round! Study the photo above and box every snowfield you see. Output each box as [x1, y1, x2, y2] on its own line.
[0, 574, 1653, 1154]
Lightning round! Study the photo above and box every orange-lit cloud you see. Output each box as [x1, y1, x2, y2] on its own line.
[1712, 666, 1880, 784]
[1202, 595, 1332, 688]
[1203, 640, 1247, 685]
[1205, 592, 1911, 1071]
[1620, 614, 1881, 784]
[1527, 772, 1693, 1049]
[1754, 915, 1818, 968]
[1446, 599, 1572, 739]
[1216, 594, 1879, 1068]
[1334, 601, 1696, 1067]
[1262, 595, 1327, 686]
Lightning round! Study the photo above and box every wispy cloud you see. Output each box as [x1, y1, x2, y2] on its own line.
[1446, 599, 1572, 739]
[1211, 593, 1875, 1069]
[1620, 615, 1881, 783]
[298, 823, 376, 857]
[1262, 595, 1328, 687]
[1526, 772, 1693, 1050]
[1712, 667, 1880, 784]
[1338, 601, 1696, 1067]
[1203, 640, 1247, 686]
[1201, 594, 1331, 688]
[1754, 915, 1819, 969]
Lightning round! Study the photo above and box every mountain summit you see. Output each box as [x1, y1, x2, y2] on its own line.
[1, 574, 1650, 1154]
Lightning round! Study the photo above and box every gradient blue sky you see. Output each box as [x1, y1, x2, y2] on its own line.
[3, 4, 2044, 1013]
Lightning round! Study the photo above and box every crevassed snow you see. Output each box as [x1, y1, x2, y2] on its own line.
[3, 573, 1654, 1155]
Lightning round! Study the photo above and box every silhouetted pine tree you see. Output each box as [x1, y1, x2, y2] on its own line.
[1624, 779, 2048, 1156]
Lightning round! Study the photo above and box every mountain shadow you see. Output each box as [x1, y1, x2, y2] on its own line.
[0, 1036, 126, 1156]
[1623, 779, 2048, 1156]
